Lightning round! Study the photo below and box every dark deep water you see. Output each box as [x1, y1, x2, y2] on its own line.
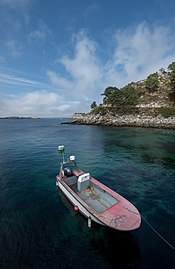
[0, 118, 175, 269]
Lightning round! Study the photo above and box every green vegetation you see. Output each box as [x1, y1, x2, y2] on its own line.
[101, 84, 142, 108]
[89, 61, 175, 117]
[145, 72, 159, 92]
[168, 61, 175, 101]
[90, 101, 97, 110]
[159, 68, 166, 74]
[158, 107, 175, 118]
[101, 86, 120, 105]
[93, 106, 106, 115]
[120, 84, 143, 106]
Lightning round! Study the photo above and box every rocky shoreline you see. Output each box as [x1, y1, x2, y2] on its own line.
[68, 113, 175, 129]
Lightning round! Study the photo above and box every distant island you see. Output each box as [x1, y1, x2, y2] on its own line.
[70, 61, 175, 129]
[0, 116, 40, 119]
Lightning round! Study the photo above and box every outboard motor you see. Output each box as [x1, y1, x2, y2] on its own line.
[64, 167, 73, 177]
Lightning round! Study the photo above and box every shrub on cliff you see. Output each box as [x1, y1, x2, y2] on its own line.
[120, 84, 142, 107]
[158, 107, 175, 118]
[168, 61, 175, 101]
[90, 101, 97, 110]
[101, 84, 141, 108]
[145, 72, 159, 92]
[101, 86, 120, 105]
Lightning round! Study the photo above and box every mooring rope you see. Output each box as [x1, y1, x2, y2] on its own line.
[142, 215, 175, 251]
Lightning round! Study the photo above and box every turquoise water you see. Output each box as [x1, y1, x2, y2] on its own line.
[0, 118, 175, 269]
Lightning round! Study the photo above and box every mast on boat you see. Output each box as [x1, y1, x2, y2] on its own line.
[58, 145, 78, 179]
[58, 145, 65, 163]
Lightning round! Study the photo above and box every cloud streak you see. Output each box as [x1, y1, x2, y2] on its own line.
[0, 72, 49, 89]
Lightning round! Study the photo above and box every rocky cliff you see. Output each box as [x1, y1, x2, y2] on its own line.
[71, 67, 175, 129]
[71, 112, 175, 129]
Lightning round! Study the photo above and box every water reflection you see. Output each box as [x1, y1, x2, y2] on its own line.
[87, 226, 140, 267]
[58, 190, 140, 268]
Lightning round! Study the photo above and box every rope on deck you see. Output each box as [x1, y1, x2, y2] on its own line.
[142, 215, 175, 251]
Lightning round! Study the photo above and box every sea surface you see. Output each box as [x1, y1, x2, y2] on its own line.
[0, 118, 175, 269]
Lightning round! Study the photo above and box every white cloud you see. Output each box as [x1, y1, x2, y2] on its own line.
[0, 0, 31, 10]
[47, 71, 72, 90]
[6, 40, 24, 58]
[106, 22, 175, 86]
[28, 20, 53, 42]
[0, 88, 86, 117]
[0, 0, 32, 44]
[60, 34, 101, 83]
[47, 32, 103, 104]
[83, 4, 99, 20]
[0, 91, 68, 117]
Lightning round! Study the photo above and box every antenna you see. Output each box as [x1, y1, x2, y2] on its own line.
[58, 145, 65, 163]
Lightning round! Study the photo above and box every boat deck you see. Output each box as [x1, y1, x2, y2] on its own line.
[63, 176, 118, 214]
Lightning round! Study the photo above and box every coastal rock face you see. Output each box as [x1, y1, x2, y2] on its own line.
[71, 112, 175, 129]
[70, 68, 175, 129]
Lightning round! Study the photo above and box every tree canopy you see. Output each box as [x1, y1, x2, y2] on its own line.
[168, 61, 175, 101]
[101, 86, 120, 105]
[90, 101, 97, 110]
[101, 84, 141, 107]
[145, 72, 159, 92]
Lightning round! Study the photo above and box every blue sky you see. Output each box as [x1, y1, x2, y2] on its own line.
[0, 0, 175, 117]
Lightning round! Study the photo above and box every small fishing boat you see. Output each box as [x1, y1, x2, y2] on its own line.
[56, 146, 141, 231]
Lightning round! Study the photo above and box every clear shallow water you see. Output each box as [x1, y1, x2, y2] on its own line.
[0, 118, 175, 269]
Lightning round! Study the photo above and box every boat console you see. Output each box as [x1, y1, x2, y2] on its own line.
[77, 173, 90, 192]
